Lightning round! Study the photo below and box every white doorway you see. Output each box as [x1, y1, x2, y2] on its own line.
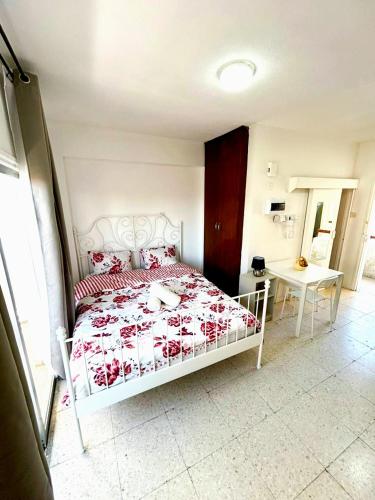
[355, 183, 375, 292]
[301, 188, 342, 267]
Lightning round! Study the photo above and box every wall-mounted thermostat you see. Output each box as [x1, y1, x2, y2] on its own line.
[264, 199, 286, 215]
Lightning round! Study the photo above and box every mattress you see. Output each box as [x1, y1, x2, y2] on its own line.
[64, 264, 260, 404]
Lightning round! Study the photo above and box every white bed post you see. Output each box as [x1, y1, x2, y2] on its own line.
[56, 327, 85, 453]
[257, 279, 270, 370]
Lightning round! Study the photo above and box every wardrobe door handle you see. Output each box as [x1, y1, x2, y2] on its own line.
[214, 222, 218, 230]
[217, 222, 221, 231]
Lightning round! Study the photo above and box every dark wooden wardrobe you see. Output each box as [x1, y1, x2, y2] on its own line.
[204, 126, 249, 296]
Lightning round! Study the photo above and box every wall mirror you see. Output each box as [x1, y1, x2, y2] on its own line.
[290, 177, 358, 270]
[301, 188, 342, 267]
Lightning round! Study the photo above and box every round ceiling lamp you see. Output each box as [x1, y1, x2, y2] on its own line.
[217, 59, 256, 92]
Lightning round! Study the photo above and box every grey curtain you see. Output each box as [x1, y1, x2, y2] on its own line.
[6, 69, 74, 378]
[0, 284, 53, 499]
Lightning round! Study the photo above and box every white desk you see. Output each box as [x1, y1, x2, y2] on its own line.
[266, 260, 344, 337]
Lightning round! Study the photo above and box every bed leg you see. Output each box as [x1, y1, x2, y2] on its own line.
[257, 279, 270, 370]
[57, 327, 86, 453]
[74, 414, 85, 454]
[257, 343, 263, 370]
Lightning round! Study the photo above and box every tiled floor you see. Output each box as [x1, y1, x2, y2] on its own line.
[47, 285, 375, 499]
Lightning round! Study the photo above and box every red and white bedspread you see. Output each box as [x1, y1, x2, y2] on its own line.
[66, 264, 259, 404]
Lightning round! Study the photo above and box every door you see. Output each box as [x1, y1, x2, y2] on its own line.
[329, 189, 355, 270]
[204, 126, 248, 295]
[354, 182, 375, 290]
[302, 188, 342, 267]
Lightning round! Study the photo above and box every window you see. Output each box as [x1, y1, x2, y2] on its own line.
[0, 94, 54, 445]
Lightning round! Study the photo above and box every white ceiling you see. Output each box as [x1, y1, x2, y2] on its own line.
[1, 0, 375, 142]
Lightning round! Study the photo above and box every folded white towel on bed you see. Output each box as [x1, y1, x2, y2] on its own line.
[150, 282, 181, 308]
[147, 295, 162, 312]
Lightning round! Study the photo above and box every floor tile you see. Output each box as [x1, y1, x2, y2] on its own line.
[263, 317, 301, 348]
[196, 358, 241, 392]
[341, 296, 375, 314]
[298, 340, 349, 374]
[328, 439, 375, 500]
[362, 422, 375, 451]
[309, 305, 342, 324]
[337, 304, 366, 321]
[51, 440, 121, 500]
[326, 330, 370, 354]
[299, 331, 369, 374]
[354, 313, 375, 329]
[338, 361, 375, 404]
[262, 334, 297, 361]
[335, 287, 357, 299]
[157, 372, 207, 411]
[167, 393, 234, 466]
[274, 314, 329, 340]
[240, 413, 323, 499]
[265, 318, 298, 336]
[111, 388, 164, 436]
[328, 330, 372, 358]
[312, 305, 352, 329]
[278, 393, 356, 466]
[309, 375, 375, 435]
[143, 471, 197, 500]
[115, 414, 185, 499]
[50, 407, 113, 467]
[338, 321, 375, 348]
[230, 347, 263, 375]
[302, 314, 334, 337]
[243, 363, 304, 411]
[297, 471, 351, 499]
[271, 349, 330, 391]
[332, 315, 353, 330]
[209, 375, 272, 435]
[358, 349, 375, 374]
[359, 278, 375, 296]
[189, 438, 273, 499]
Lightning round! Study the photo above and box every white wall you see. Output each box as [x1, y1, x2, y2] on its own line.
[49, 120, 360, 289]
[340, 141, 375, 288]
[241, 124, 357, 275]
[48, 122, 204, 282]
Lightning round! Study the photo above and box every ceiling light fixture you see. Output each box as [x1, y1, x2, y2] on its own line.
[217, 59, 256, 92]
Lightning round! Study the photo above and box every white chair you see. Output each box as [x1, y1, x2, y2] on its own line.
[279, 277, 338, 337]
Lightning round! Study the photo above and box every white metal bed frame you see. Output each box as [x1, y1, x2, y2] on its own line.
[73, 213, 183, 280]
[57, 214, 270, 452]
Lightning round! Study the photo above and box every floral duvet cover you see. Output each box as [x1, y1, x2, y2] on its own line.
[65, 264, 260, 404]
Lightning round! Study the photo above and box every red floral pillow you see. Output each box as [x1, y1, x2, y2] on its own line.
[140, 245, 177, 270]
[88, 250, 132, 275]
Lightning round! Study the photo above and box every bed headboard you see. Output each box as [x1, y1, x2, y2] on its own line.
[74, 214, 182, 280]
